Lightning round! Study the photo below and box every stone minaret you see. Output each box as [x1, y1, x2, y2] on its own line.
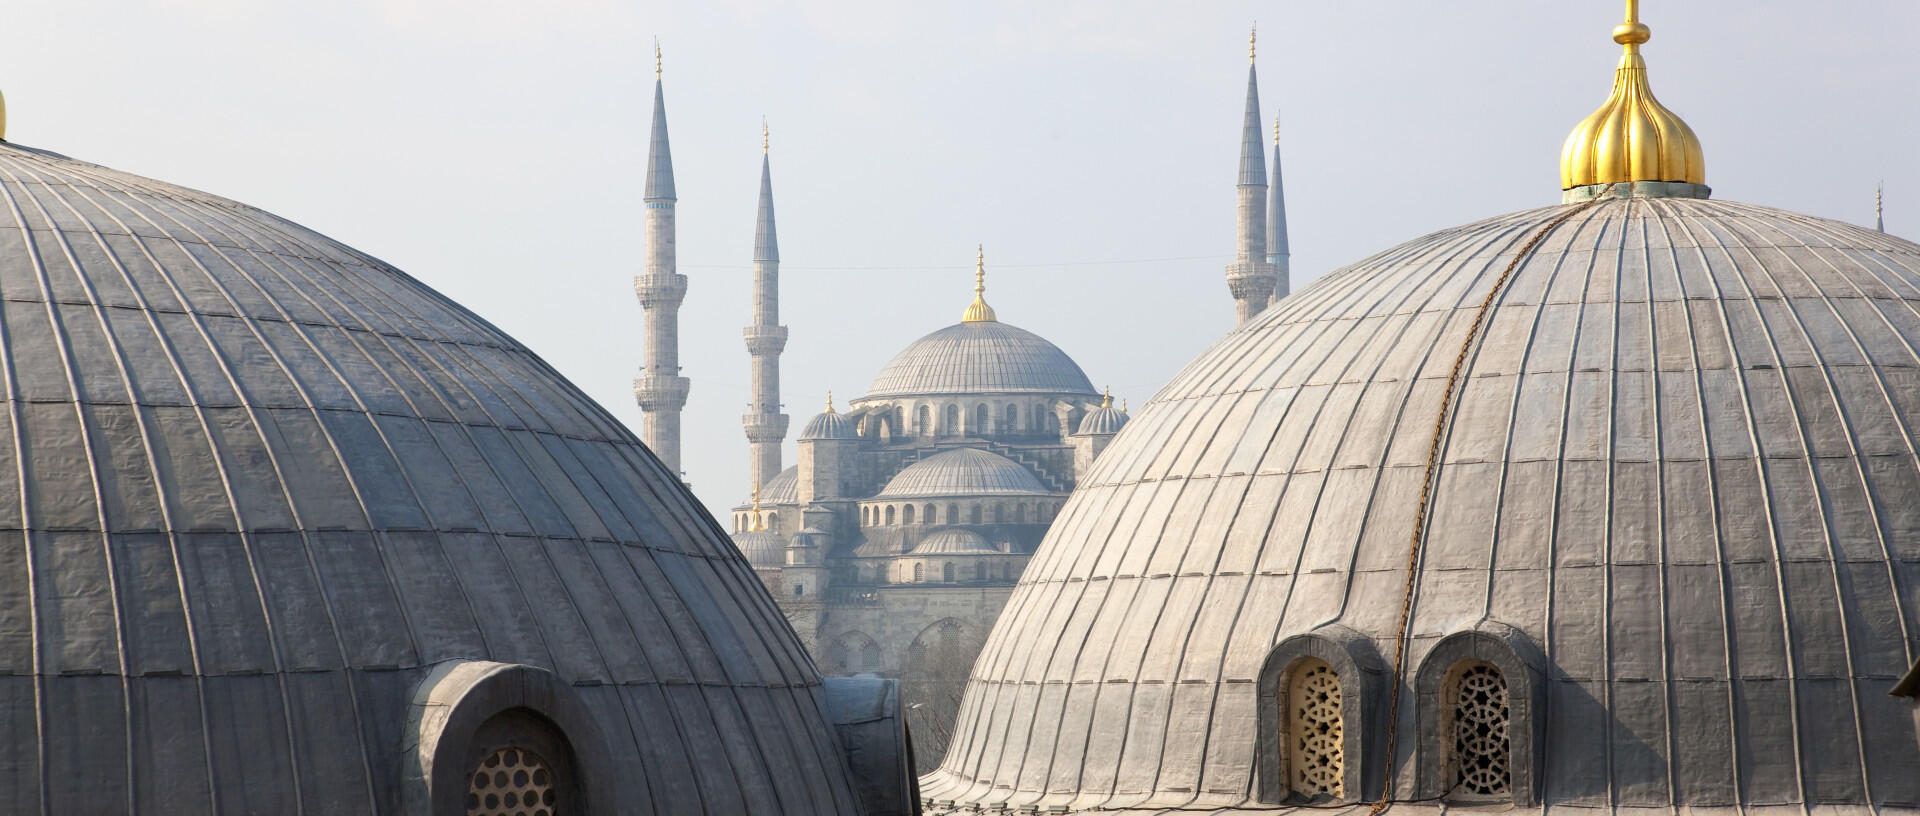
[634, 43, 690, 475]
[743, 121, 789, 488]
[1224, 26, 1278, 328]
[1266, 112, 1291, 306]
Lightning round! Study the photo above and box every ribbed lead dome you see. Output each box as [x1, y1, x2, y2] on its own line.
[862, 320, 1096, 399]
[922, 195, 1920, 812]
[0, 142, 862, 813]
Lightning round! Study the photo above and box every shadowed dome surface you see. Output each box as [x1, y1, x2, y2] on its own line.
[922, 196, 1920, 813]
[800, 408, 859, 440]
[0, 142, 861, 813]
[735, 464, 799, 510]
[732, 528, 788, 567]
[862, 320, 1097, 399]
[878, 448, 1050, 499]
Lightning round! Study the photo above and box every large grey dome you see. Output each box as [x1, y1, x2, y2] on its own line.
[878, 448, 1050, 498]
[862, 320, 1097, 399]
[0, 142, 863, 814]
[922, 195, 1920, 812]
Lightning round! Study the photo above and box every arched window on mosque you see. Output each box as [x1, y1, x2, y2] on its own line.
[1004, 403, 1019, 432]
[943, 404, 960, 436]
[1032, 404, 1047, 433]
[913, 563, 924, 582]
[924, 503, 936, 524]
[948, 503, 960, 525]
[903, 504, 915, 525]
[1446, 662, 1511, 800]
[1014, 504, 1026, 524]
[969, 505, 983, 525]
[973, 562, 986, 582]
[1284, 658, 1344, 799]
[994, 504, 1006, 524]
[464, 711, 577, 816]
[886, 506, 896, 525]
[916, 405, 931, 436]
[942, 562, 955, 582]
[973, 404, 989, 435]
[861, 642, 881, 671]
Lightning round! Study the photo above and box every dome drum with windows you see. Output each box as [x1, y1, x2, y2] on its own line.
[920, 4, 1920, 814]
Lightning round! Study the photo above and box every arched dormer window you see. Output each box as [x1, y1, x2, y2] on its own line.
[885, 505, 896, 525]
[948, 503, 960, 524]
[1256, 628, 1382, 805]
[943, 404, 960, 436]
[903, 504, 915, 525]
[1413, 625, 1540, 805]
[973, 404, 989, 435]
[916, 405, 931, 436]
[924, 503, 936, 524]
[1004, 403, 1019, 432]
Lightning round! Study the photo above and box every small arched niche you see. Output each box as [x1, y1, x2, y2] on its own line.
[1413, 623, 1544, 806]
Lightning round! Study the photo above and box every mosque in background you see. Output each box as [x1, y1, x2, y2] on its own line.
[628, 30, 1294, 766]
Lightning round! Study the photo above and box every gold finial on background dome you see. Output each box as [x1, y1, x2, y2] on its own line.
[825, 390, 835, 413]
[654, 38, 663, 78]
[1101, 387, 1112, 409]
[1559, 0, 1704, 190]
[962, 244, 998, 323]
[1249, 23, 1257, 63]
[763, 117, 770, 154]
[750, 482, 764, 530]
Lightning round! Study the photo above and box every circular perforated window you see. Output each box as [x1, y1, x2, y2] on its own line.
[466, 746, 558, 816]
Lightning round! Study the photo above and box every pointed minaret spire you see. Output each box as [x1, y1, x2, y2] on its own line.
[1266, 111, 1290, 306]
[743, 119, 790, 490]
[1224, 24, 1278, 328]
[1877, 182, 1885, 233]
[634, 39, 691, 477]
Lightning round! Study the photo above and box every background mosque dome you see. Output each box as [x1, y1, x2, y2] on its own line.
[921, 196, 1920, 811]
[0, 142, 866, 813]
[878, 448, 1050, 498]
[861, 320, 1097, 399]
[732, 528, 788, 567]
[909, 528, 999, 556]
[1073, 397, 1128, 436]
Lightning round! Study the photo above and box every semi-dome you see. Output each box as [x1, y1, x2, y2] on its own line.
[878, 448, 1050, 499]
[921, 195, 1920, 812]
[0, 141, 865, 813]
[909, 528, 999, 556]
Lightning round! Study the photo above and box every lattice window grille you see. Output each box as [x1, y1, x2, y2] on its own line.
[1287, 660, 1344, 796]
[1451, 663, 1511, 797]
[467, 746, 558, 816]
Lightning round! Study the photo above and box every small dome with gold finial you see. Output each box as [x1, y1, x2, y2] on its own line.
[1560, 0, 1706, 196]
[799, 390, 860, 440]
[960, 243, 997, 323]
[1073, 388, 1129, 436]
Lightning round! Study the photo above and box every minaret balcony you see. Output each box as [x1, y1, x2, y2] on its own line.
[743, 414, 790, 442]
[633, 374, 690, 410]
[1225, 261, 1278, 301]
[633, 273, 688, 308]
[743, 325, 789, 355]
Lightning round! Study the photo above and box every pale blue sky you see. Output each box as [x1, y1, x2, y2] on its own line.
[6, 1, 1915, 518]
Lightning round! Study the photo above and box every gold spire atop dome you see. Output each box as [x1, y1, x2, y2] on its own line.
[825, 390, 835, 413]
[654, 38, 663, 78]
[1102, 387, 1112, 409]
[763, 117, 770, 154]
[750, 482, 764, 531]
[961, 244, 998, 323]
[1559, 0, 1705, 190]
[1249, 23, 1257, 63]
[1273, 111, 1280, 146]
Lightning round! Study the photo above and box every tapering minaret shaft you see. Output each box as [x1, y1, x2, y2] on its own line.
[744, 127, 789, 488]
[1224, 27, 1278, 328]
[634, 52, 691, 476]
[1266, 112, 1291, 305]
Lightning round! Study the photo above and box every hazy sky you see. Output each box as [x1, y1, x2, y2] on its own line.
[6, 1, 1915, 520]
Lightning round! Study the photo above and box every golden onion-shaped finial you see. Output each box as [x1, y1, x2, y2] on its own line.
[1559, 0, 1704, 190]
[961, 244, 997, 323]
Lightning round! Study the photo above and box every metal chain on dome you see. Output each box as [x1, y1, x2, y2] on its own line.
[1369, 187, 1615, 814]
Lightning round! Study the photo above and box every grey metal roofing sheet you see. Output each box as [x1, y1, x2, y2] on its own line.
[877, 447, 1051, 498]
[862, 320, 1098, 399]
[909, 528, 999, 555]
[921, 196, 1920, 813]
[0, 141, 860, 814]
